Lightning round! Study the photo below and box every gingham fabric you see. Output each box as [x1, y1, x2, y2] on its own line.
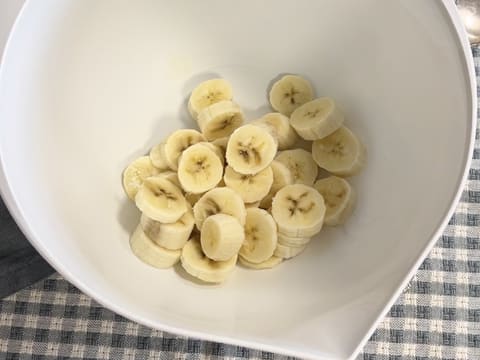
[0, 53, 479, 360]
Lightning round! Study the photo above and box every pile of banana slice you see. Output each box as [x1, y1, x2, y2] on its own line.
[122, 75, 366, 283]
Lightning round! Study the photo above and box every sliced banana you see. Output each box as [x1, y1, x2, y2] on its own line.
[274, 243, 307, 259]
[226, 124, 278, 175]
[254, 112, 299, 150]
[239, 208, 278, 264]
[140, 204, 194, 250]
[164, 129, 206, 171]
[245, 200, 261, 208]
[312, 126, 366, 176]
[197, 100, 244, 141]
[290, 97, 344, 140]
[269, 75, 314, 116]
[259, 160, 294, 209]
[135, 176, 188, 223]
[188, 78, 233, 120]
[181, 238, 237, 283]
[211, 136, 229, 155]
[239, 255, 283, 269]
[123, 156, 161, 200]
[193, 187, 246, 230]
[177, 143, 223, 194]
[275, 149, 318, 186]
[271, 184, 325, 237]
[156, 171, 182, 190]
[313, 176, 356, 226]
[277, 233, 311, 247]
[201, 214, 244, 261]
[149, 142, 170, 170]
[130, 225, 181, 268]
[223, 165, 273, 203]
[197, 141, 225, 166]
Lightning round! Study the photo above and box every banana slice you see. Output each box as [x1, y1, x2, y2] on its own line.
[290, 97, 344, 140]
[149, 142, 170, 170]
[259, 160, 294, 209]
[130, 225, 181, 268]
[271, 184, 325, 237]
[274, 242, 307, 259]
[238, 255, 283, 269]
[269, 75, 314, 116]
[223, 165, 273, 203]
[193, 187, 246, 230]
[197, 141, 225, 166]
[123, 156, 161, 200]
[312, 126, 366, 176]
[254, 113, 299, 150]
[211, 136, 229, 155]
[156, 171, 182, 190]
[135, 176, 188, 223]
[239, 208, 278, 264]
[245, 200, 261, 208]
[277, 233, 311, 247]
[188, 78, 233, 120]
[275, 149, 318, 186]
[177, 143, 224, 194]
[164, 129, 206, 171]
[313, 176, 356, 226]
[140, 204, 194, 250]
[197, 100, 245, 141]
[201, 214, 244, 261]
[226, 124, 278, 175]
[181, 238, 237, 283]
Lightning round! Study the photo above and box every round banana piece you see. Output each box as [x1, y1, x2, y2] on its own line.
[277, 233, 311, 247]
[135, 176, 188, 223]
[211, 136, 229, 155]
[314, 176, 356, 226]
[130, 225, 181, 268]
[312, 126, 366, 176]
[290, 97, 344, 140]
[123, 156, 161, 200]
[140, 204, 195, 250]
[149, 142, 170, 170]
[197, 141, 225, 166]
[238, 255, 283, 269]
[271, 184, 325, 238]
[274, 242, 307, 259]
[164, 129, 206, 171]
[259, 160, 294, 209]
[239, 208, 278, 264]
[193, 187, 247, 230]
[188, 78, 233, 120]
[254, 113, 299, 150]
[197, 100, 244, 141]
[156, 171, 182, 190]
[223, 165, 273, 203]
[269, 75, 314, 116]
[201, 214, 244, 261]
[177, 143, 223, 194]
[275, 149, 318, 186]
[181, 238, 237, 283]
[226, 124, 278, 175]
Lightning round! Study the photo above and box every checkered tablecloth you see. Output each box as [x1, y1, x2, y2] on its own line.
[1, 52, 480, 360]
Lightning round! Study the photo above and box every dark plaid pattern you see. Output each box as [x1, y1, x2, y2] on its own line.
[0, 48, 480, 360]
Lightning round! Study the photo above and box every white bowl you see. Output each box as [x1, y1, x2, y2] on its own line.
[0, 1, 476, 359]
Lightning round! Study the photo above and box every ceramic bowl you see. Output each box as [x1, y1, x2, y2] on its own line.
[0, 1, 475, 359]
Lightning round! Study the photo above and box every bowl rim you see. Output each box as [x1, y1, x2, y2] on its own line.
[0, 1, 477, 359]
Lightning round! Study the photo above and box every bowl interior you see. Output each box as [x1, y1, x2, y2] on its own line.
[0, 1, 472, 359]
